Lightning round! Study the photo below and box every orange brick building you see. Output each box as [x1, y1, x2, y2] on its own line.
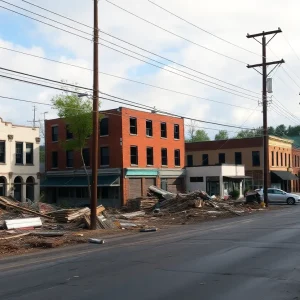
[42, 107, 185, 207]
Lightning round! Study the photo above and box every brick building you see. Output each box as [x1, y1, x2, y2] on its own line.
[185, 135, 298, 193]
[42, 107, 185, 207]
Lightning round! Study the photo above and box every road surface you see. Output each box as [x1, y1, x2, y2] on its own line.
[1, 206, 300, 300]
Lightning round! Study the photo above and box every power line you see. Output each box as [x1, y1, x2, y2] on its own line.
[104, 0, 247, 65]
[13, 0, 260, 95]
[0, 74, 256, 130]
[148, 0, 262, 58]
[282, 33, 300, 62]
[0, 46, 260, 110]
[0, 4, 259, 101]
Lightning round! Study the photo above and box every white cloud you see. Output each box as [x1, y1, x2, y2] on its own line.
[0, 0, 300, 139]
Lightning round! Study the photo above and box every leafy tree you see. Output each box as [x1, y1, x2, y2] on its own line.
[215, 130, 229, 140]
[268, 126, 275, 135]
[52, 93, 95, 198]
[235, 129, 257, 139]
[188, 129, 210, 142]
[286, 125, 300, 136]
[275, 124, 287, 137]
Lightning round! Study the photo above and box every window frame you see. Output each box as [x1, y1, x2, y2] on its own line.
[218, 153, 225, 164]
[187, 154, 193, 167]
[146, 147, 154, 166]
[66, 124, 73, 140]
[15, 142, 23, 165]
[51, 125, 58, 142]
[252, 151, 260, 167]
[25, 143, 34, 165]
[161, 148, 168, 166]
[0, 141, 5, 163]
[100, 147, 110, 166]
[235, 152, 242, 165]
[202, 154, 209, 166]
[146, 120, 153, 137]
[129, 117, 137, 135]
[174, 124, 180, 139]
[190, 177, 204, 183]
[82, 148, 90, 167]
[66, 150, 74, 168]
[52, 151, 58, 169]
[174, 149, 180, 166]
[100, 118, 109, 136]
[130, 146, 138, 165]
[161, 122, 167, 138]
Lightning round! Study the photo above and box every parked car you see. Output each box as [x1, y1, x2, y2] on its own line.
[256, 188, 300, 205]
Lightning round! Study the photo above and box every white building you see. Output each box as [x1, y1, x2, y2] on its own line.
[185, 164, 249, 199]
[0, 118, 40, 202]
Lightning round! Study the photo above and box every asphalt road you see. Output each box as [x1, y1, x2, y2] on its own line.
[1, 206, 300, 300]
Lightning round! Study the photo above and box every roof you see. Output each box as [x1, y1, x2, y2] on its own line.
[287, 136, 300, 148]
[41, 175, 120, 187]
[271, 171, 298, 181]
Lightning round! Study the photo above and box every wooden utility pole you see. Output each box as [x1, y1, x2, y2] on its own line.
[91, 0, 99, 229]
[247, 28, 284, 207]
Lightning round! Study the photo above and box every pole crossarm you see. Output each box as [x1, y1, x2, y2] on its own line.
[247, 59, 284, 68]
[246, 28, 282, 38]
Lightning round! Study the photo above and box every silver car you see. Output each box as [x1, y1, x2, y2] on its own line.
[257, 188, 300, 205]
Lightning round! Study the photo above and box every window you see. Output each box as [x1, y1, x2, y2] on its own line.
[52, 151, 58, 168]
[76, 187, 89, 198]
[0, 141, 5, 163]
[235, 152, 242, 165]
[161, 122, 167, 138]
[26, 143, 33, 164]
[294, 155, 296, 167]
[82, 148, 90, 167]
[16, 142, 23, 164]
[280, 153, 283, 166]
[274, 189, 284, 195]
[130, 118, 137, 135]
[101, 187, 109, 199]
[58, 188, 69, 198]
[276, 152, 279, 166]
[146, 120, 153, 137]
[190, 177, 204, 183]
[161, 148, 168, 166]
[202, 154, 209, 166]
[271, 151, 274, 166]
[66, 150, 74, 168]
[285, 153, 287, 167]
[174, 124, 180, 139]
[252, 151, 260, 167]
[100, 147, 109, 166]
[174, 149, 180, 166]
[100, 118, 109, 136]
[130, 146, 138, 165]
[146, 147, 153, 165]
[66, 125, 73, 140]
[219, 153, 225, 164]
[289, 154, 291, 167]
[187, 155, 193, 167]
[52, 126, 58, 142]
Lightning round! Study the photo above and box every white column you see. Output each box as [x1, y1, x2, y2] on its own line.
[219, 176, 224, 199]
[22, 183, 26, 202]
[34, 180, 40, 202]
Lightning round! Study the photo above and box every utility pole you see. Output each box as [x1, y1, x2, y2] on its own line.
[90, 0, 99, 230]
[247, 28, 284, 207]
[27, 105, 37, 128]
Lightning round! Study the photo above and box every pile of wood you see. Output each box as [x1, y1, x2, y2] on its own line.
[126, 198, 159, 212]
[140, 199, 158, 211]
[49, 207, 90, 223]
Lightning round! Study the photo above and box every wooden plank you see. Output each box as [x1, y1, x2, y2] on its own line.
[0, 232, 31, 240]
[96, 205, 105, 216]
[5, 217, 42, 230]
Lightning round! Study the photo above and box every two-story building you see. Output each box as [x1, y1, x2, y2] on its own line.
[185, 135, 298, 193]
[0, 118, 40, 202]
[42, 107, 185, 207]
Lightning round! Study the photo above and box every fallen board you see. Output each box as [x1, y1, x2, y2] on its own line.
[5, 217, 42, 230]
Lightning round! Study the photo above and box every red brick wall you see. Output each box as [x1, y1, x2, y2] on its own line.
[120, 108, 185, 169]
[292, 148, 300, 192]
[45, 109, 123, 171]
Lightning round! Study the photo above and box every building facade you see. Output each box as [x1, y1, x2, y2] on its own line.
[185, 136, 297, 192]
[186, 164, 247, 199]
[43, 107, 185, 207]
[0, 118, 40, 202]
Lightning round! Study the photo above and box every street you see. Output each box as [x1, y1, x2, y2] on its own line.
[1, 206, 300, 300]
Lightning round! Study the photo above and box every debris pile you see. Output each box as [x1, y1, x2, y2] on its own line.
[126, 198, 158, 211]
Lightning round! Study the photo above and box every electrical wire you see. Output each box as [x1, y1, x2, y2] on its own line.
[5, 0, 260, 96]
[0, 46, 260, 111]
[148, 0, 262, 58]
[0, 4, 259, 101]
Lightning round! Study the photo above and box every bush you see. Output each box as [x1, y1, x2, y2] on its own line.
[230, 190, 240, 199]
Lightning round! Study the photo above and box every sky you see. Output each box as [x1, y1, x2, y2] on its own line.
[0, 0, 300, 139]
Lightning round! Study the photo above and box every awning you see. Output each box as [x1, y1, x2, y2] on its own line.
[41, 175, 120, 187]
[223, 176, 252, 180]
[271, 171, 298, 181]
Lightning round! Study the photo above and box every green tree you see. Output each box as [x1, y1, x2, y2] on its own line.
[235, 129, 257, 139]
[52, 93, 95, 198]
[189, 130, 210, 142]
[215, 130, 229, 140]
[275, 124, 287, 137]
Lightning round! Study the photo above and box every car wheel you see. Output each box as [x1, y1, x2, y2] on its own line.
[287, 198, 295, 205]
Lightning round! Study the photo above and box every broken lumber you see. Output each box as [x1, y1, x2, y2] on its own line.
[5, 217, 42, 230]
[0, 232, 31, 240]
[96, 205, 105, 216]
[30, 232, 65, 237]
